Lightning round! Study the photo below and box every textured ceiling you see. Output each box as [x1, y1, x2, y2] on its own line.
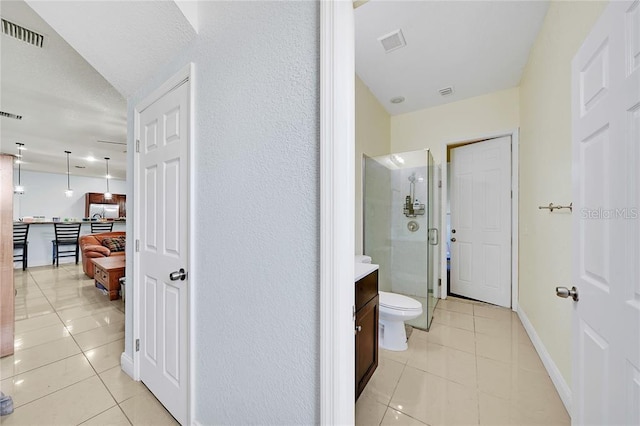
[355, 0, 550, 115]
[0, 0, 127, 178]
[26, 0, 197, 97]
[0, 0, 197, 179]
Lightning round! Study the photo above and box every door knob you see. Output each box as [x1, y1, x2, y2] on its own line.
[556, 286, 579, 301]
[451, 229, 456, 234]
[450, 237, 456, 242]
[354, 325, 362, 335]
[169, 268, 187, 281]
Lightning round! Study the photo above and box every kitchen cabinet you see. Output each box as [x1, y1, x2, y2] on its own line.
[84, 192, 126, 218]
[355, 269, 378, 400]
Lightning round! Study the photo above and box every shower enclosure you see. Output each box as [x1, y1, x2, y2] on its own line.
[363, 149, 439, 330]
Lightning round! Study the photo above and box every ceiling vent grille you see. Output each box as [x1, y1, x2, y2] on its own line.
[1, 18, 44, 48]
[0, 110, 23, 120]
[438, 86, 455, 97]
[378, 29, 406, 53]
[97, 140, 126, 146]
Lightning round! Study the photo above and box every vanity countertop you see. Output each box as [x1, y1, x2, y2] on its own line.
[355, 262, 379, 281]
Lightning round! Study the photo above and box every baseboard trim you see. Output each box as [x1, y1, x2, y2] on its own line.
[517, 307, 572, 414]
[120, 352, 134, 379]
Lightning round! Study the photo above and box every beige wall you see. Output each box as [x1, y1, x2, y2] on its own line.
[390, 88, 520, 163]
[518, 0, 607, 387]
[356, 75, 391, 254]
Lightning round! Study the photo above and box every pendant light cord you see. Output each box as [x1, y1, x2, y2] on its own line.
[105, 157, 111, 193]
[65, 151, 71, 190]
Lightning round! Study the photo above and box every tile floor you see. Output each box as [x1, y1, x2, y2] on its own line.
[1, 263, 177, 425]
[356, 297, 570, 426]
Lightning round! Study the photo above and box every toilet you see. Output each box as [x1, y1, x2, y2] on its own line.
[378, 291, 423, 351]
[355, 255, 423, 352]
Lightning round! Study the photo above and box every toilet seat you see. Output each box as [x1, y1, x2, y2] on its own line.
[379, 291, 422, 312]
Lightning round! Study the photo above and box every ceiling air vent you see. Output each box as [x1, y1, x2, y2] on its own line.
[378, 29, 406, 53]
[97, 140, 126, 146]
[0, 110, 23, 120]
[1, 18, 44, 48]
[438, 86, 455, 97]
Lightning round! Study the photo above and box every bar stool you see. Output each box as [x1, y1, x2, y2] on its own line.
[52, 223, 81, 267]
[13, 223, 30, 271]
[91, 222, 114, 233]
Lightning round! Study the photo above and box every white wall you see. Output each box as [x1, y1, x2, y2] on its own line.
[356, 75, 390, 254]
[13, 170, 126, 220]
[127, 2, 319, 424]
[518, 0, 607, 390]
[391, 87, 520, 164]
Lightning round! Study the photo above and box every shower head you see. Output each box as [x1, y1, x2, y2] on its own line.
[408, 174, 416, 183]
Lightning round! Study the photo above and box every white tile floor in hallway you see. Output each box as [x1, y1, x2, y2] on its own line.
[1, 264, 177, 425]
[356, 297, 570, 426]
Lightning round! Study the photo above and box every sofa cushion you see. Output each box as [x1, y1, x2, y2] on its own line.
[101, 236, 126, 252]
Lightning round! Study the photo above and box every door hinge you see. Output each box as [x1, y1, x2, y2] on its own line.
[135, 339, 140, 352]
[135, 239, 140, 252]
[438, 180, 442, 188]
[352, 305, 356, 321]
[136, 139, 140, 153]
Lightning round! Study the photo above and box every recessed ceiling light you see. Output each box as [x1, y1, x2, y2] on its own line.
[86, 156, 97, 162]
[391, 96, 405, 104]
[391, 154, 405, 165]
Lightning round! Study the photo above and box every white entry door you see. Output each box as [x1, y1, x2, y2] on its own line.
[137, 78, 190, 425]
[571, 1, 640, 424]
[450, 136, 511, 307]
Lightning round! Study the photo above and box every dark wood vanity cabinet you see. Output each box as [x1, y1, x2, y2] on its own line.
[355, 269, 379, 400]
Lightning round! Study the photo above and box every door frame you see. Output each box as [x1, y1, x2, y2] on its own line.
[440, 129, 520, 310]
[131, 63, 195, 424]
[320, 1, 356, 424]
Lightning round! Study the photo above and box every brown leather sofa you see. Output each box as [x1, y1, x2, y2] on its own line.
[79, 231, 125, 278]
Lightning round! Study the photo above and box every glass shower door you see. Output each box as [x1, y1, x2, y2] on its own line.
[425, 150, 438, 328]
[363, 149, 438, 330]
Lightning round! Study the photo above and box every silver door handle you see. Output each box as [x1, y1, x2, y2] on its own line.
[556, 286, 579, 302]
[169, 268, 187, 281]
[354, 325, 362, 335]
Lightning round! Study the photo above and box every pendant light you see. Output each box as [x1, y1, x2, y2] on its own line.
[64, 151, 73, 197]
[14, 143, 24, 194]
[104, 157, 112, 200]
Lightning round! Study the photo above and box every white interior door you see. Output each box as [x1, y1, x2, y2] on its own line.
[137, 79, 190, 425]
[450, 136, 511, 307]
[571, 1, 640, 424]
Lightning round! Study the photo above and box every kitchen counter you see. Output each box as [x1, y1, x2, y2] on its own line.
[12, 220, 126, 268]
[355, 262, 379, 281]
[15, 220, 126, 225]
